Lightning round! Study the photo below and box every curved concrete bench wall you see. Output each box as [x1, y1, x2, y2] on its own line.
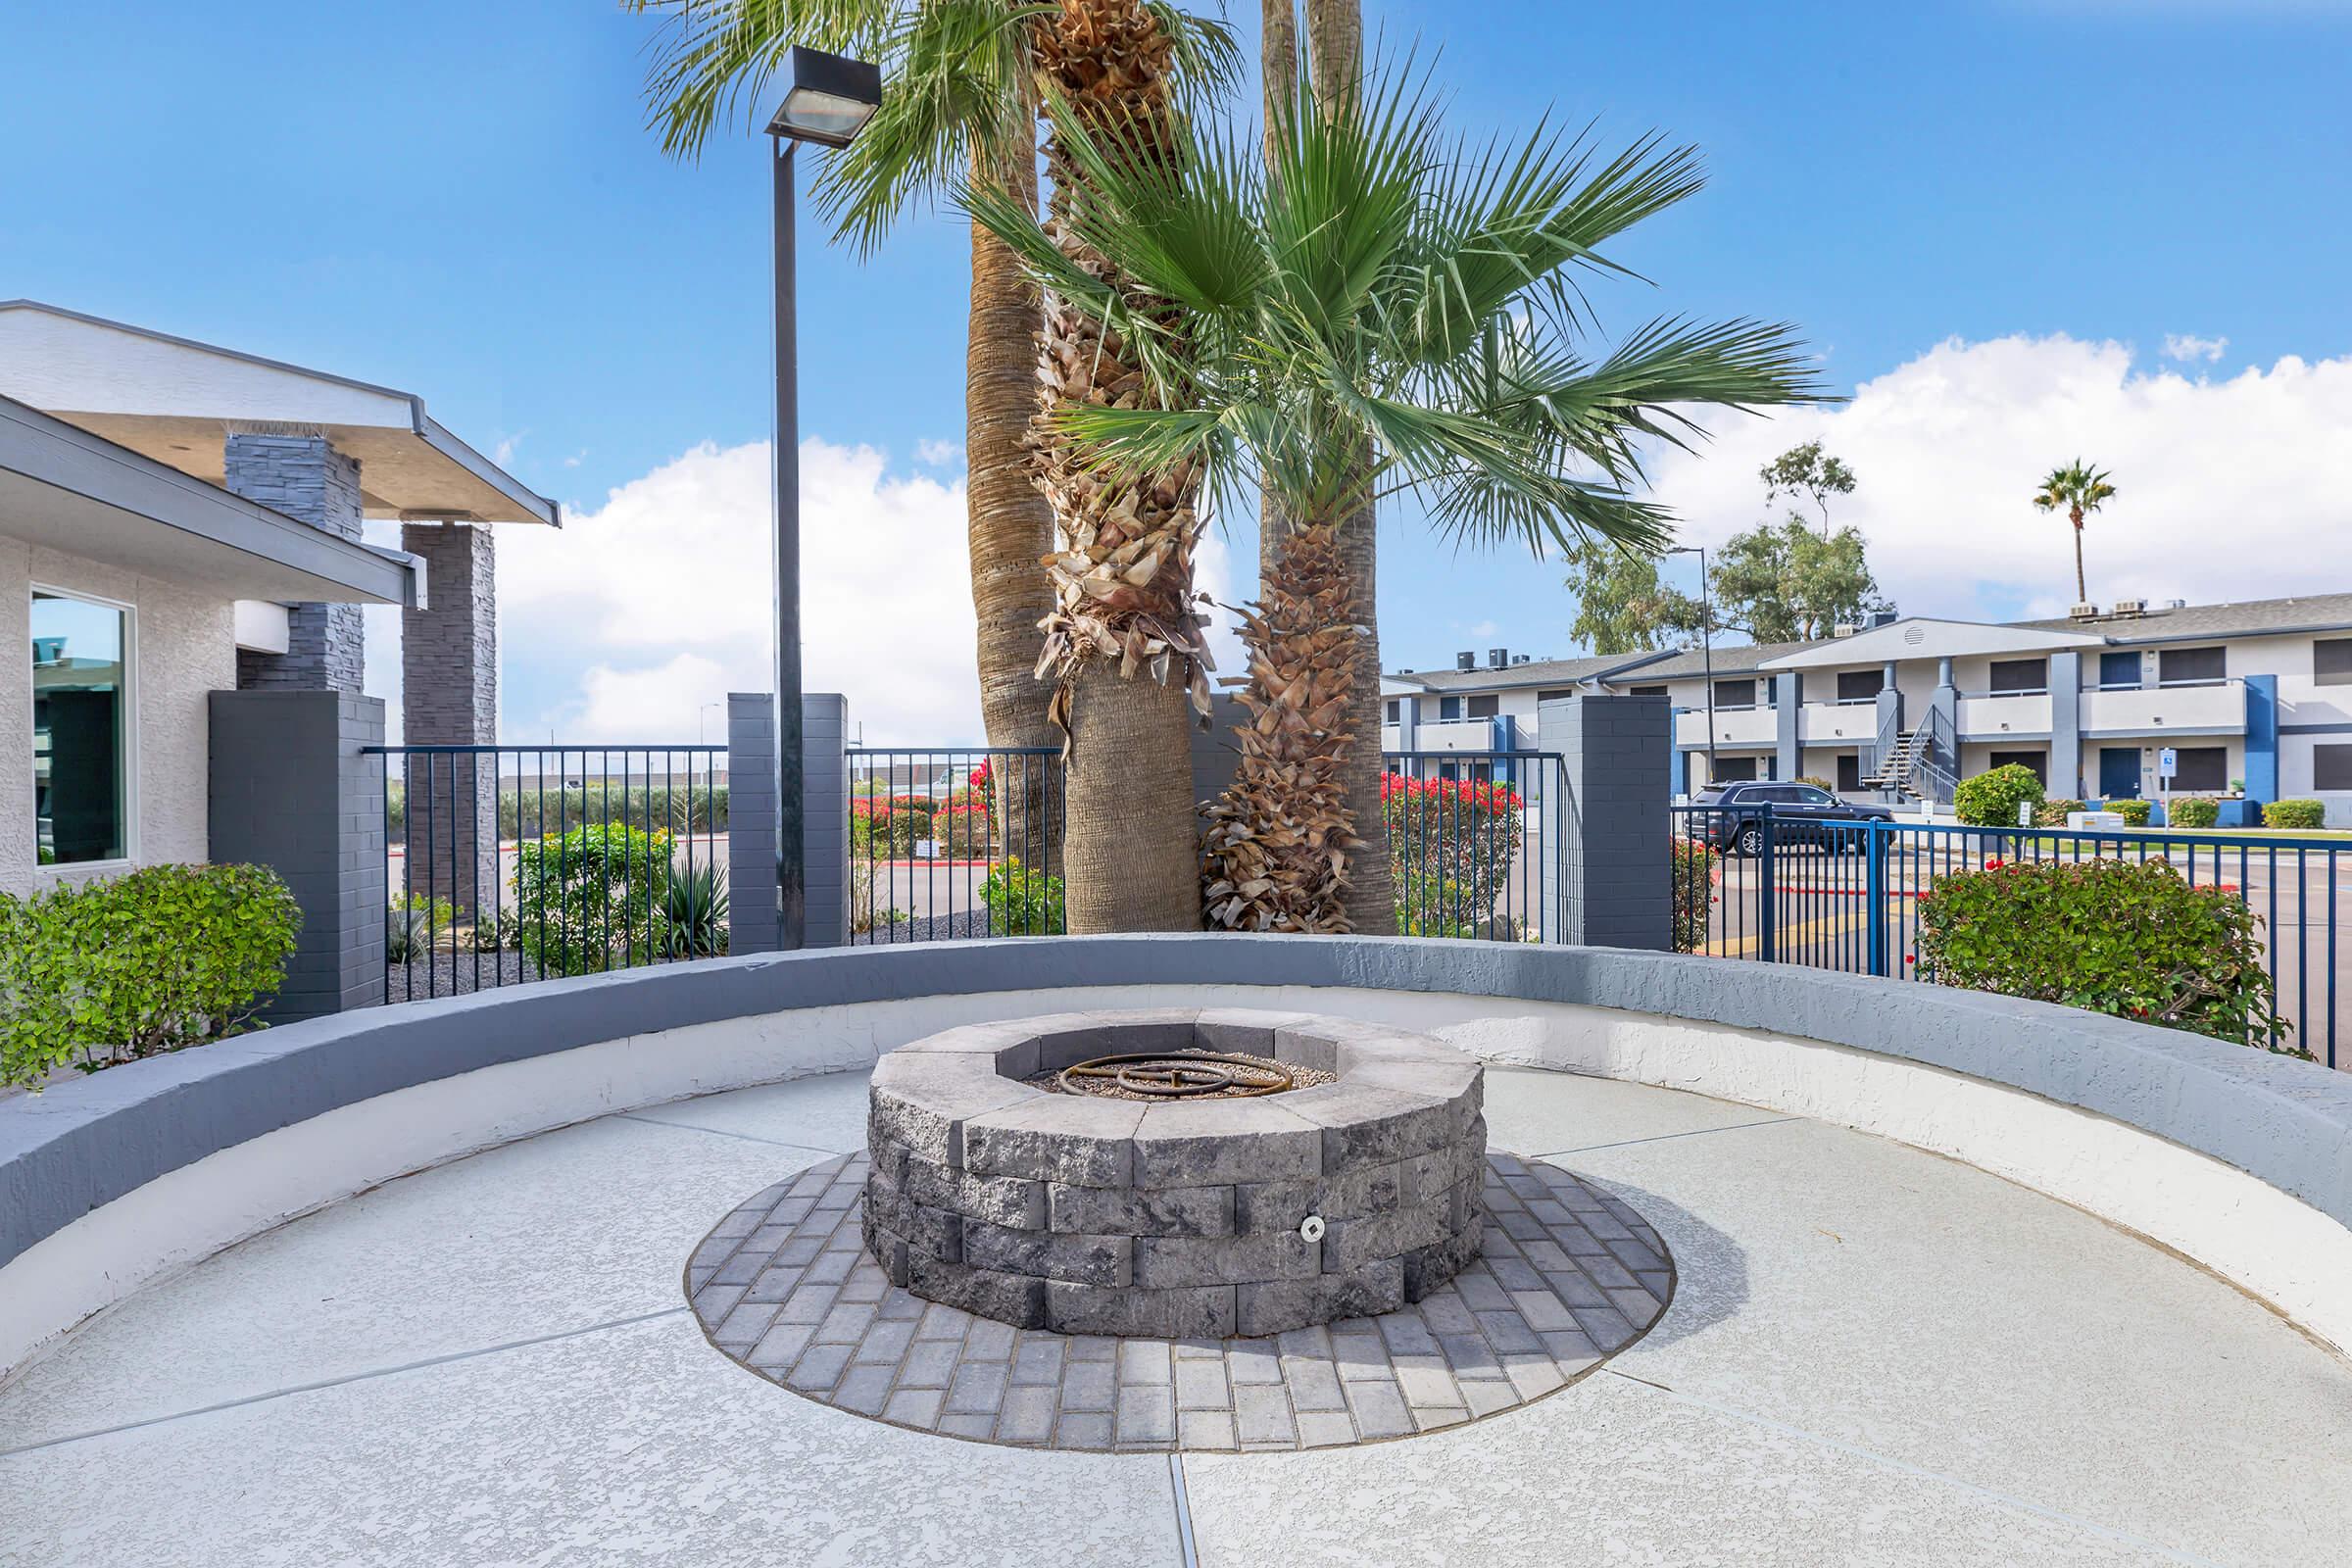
[4, 937, 2349, 1381]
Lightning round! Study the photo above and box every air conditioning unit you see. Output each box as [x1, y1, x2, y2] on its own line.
[2163, 598, 2188, 611]
[1456, 651, 1476, 671]
[2112, 597, 2147, 616]
[1512, 655, 1532, 665]
[1833, 623, 1857, 638]
[1488, 648, 1509, 669]
[2070, 602, 2100, 620]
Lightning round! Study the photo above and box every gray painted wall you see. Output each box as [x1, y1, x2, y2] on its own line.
[1540, 694, 1671, 950]
[207, 689, 386, 1022]
[726, 692, 779, 955]
[223, 434, 365, 696]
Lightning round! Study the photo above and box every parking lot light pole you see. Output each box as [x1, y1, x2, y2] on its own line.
[1667, 546, 1717, 788]
[764, 47, 881, 949]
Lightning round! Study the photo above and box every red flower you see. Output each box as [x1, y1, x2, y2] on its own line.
[1984, 857, 2004, 869]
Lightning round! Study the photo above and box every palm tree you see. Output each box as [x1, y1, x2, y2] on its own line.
[631, 0, 1232, 896]
[969, 61, 1828, 931]
[2032, 460, 2117, 606]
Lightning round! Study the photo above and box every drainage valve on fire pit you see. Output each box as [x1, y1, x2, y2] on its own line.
[1298, 1214, 1327, 1244]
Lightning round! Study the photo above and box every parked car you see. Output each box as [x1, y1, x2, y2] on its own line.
[1692, 781, 1895, 856]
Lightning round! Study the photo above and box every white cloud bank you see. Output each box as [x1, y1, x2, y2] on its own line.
[2163, 333, 2229, 364]
[1644, 333, 2352, 623]
[495, 437, 1241, 746]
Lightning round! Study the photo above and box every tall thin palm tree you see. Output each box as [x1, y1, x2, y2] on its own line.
[970, 61, 1828, 931]
[632, 0, 1232, 894]
[2032, 460, 2118, 606]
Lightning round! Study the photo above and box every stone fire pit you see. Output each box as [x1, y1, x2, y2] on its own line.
[863, 1008, 1486, 1338]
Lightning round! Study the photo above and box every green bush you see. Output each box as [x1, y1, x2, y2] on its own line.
[385, 892, 458, 964]
[385, 783, 729, 847]
[1671, 836, 1717, 954]
[2168, 796, 2220, 829]
[513, 822, 673, 977]
[2264, 798, 2327, 829]
[1953, 764, 2044, 827]
[931, 803, 994, 858]
[0, 863, 302, 1089]
[2111, 798, 2152, 827]
[662, 862, 730, 957]
[980, 856, 1065, 936]
[1915, 857, 2293, 1053]
[2032, 797, 2086, 828]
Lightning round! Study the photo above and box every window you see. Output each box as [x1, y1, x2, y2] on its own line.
[2159, 646, 2226, 686]
[1438, 695, 1461, 721]
[1383, 698, 1399, 723]
[31, 590, 129, 866]
[1630, 684, 1668, 697]
[1988, 749, 2046, 784]
[1537, 688, 1574, 703]
[1708, 757, 1758, 784]
[2169, 745, 2227, 791]
[1466, 694, 1499, 719]
[1713, 678, 1757, 710]
[1836, 753, 1862, 793]
[1836, 669, 1884, 704]
[1988, 658, 2047, 695]
[2099, 651, 2142, 690]
[2316, 639, 2352, 687]
[2316, 745, 2352, 792]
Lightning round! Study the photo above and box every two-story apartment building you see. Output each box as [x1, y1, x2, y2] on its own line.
[1382, 593, 2352, 820]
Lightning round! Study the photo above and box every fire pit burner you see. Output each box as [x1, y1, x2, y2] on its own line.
[1056, 1050, 1297, 1101]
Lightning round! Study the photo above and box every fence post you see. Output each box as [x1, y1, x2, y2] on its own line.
[802, 694, 850, 949]
[1865, 820, 1888, 977]
[1536, 692, 1671, 950]
[207, 689, 386, 1020]
[727, 693, 781, 955]
[1757, 807, 1778, 963]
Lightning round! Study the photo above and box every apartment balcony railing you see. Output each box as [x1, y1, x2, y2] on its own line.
[1797, 702, 1879, 745]
[1955, 690, 2054, 740]
[1674, 705, 1778, 749]
[2081, 678, 2248, 735]
[1396, 717, 1507, 751]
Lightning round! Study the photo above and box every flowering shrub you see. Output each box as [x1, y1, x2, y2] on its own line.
[980, 856, 1065, 935]
[931, 801, 994, 858]
[2167, 796, 2221, 829]
[1914, 857, 2292, 1053]
[2264, 798, 2327, 829]
[1671, 836, 1717, 953]
[2032, 797, 2086, 828]
[1384, 773, 1525, 936]
[2111, 798, 2152, 827]
[513, 822, 672, 977]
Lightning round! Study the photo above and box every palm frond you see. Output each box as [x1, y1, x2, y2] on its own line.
[631, 0, 883, 159]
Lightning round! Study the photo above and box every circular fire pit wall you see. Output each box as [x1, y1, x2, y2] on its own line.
[864, 1009, 1487, 1338]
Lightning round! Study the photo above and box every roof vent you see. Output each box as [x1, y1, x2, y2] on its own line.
[2111, 597, 2147, 617]
[1833, 623, 1857, 638]
[1488, 648, 1509, 669]
[1456, 651, 1476, 671]
[1870, 610, 1900, 628]
[2070, 602, 2100, 620]
[1512, 654, 1532, 664]
[2163, 598, 2187, 611]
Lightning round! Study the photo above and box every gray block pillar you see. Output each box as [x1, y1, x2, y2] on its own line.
[727, 693, 781, 955]
[1774, 672, 1802, 783]
[1538, 693, 1672, 950]
[1191, 691, 1246, 809]
[400, 522, 498, 912]
[208, 690, 386, 1021]
[223, 433, 366, 696]
[2048, 651, 2082, 799]
[803, 693, 850, 950]
[726, 691, 848, 953]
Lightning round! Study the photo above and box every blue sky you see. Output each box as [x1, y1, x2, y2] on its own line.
[6, 1, 2350, 740]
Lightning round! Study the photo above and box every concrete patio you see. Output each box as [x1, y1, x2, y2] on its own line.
[3, 1057, 2344, 1567]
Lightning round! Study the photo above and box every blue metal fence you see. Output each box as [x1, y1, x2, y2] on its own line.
[1670, 804, 2342, 1068]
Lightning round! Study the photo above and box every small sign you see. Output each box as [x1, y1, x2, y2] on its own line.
[2017, 801, 2034, 827]
[2158, 747, 2178, 778]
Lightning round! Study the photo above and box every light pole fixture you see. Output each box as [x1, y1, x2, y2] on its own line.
[766, 46, 880, 951]
[1665, 546, 1717, 790]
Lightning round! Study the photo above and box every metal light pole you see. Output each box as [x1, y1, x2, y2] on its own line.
[764, 47, 880, 951]
[1668, 546, 1717, 787]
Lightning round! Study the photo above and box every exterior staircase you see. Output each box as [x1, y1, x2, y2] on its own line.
[1863, 724, 1932, 799]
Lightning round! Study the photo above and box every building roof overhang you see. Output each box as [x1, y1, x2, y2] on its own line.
[1760, 616, 2103, 671]
[0, 395, 423, 608]
[0, 300, 557, 526]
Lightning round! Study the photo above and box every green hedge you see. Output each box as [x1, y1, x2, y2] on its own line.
[2111, 799, 2152, 827]
[1914, 857, 2292, 1053]
[1953, 764, 2043, 827]
[2167, 796, 2220, 829]
[388, 784, 729, 847]
[513, 822, 672, 977]
[2264, 798, 2327, 829]
[0, 863, 301, 1089]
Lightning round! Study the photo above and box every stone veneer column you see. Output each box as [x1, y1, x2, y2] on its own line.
[223, 433, 366, 695]
[400, 523, 499, 913]
[1539, 692, 1671, 951]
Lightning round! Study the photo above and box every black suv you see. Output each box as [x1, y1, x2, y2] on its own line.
[1693, 780, 1895, 856]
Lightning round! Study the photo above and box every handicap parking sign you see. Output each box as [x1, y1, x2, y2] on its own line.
[2158, 746, 2178, 778]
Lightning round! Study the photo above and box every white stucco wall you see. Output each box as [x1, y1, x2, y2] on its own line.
[0, 536, 233, 898]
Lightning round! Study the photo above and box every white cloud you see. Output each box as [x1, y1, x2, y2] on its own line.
[916, 438, 964, 466]
[1644, 333, 2352, 622]
[493, 432, 524, 466]
[499, 437, 985, 744]
[2163, 333, 2229, 364]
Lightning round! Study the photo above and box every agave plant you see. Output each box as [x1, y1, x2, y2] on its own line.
[662, 863, 732, 959]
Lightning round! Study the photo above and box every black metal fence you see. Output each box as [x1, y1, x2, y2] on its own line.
[1671, 804, 2343, 1068]
[368, 744, 728, 1001]
[849, 747, 1064, 942]
[1381, 751, 1556, 943]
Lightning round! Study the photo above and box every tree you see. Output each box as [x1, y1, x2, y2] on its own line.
[1759, 439, 1855, 536]
[631, 0, 1234, 898]
[969, 61, 1825, 931]
[1707, 519, 1890, 643]
[1560, 543, 1702, 655]
[2032, 459, 2117, 606]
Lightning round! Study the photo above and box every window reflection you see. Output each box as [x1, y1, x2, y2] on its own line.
[31, 592, 127, 865]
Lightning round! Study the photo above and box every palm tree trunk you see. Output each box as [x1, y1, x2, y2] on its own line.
[966, 149, 1060, 870]
[1028, 0, 1211, 932]
[2072, 506, 2086, 603]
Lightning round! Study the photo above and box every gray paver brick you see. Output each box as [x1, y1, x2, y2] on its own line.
[947, 1361, 1008, 1414]
[1056, 1411, 1113, 1449]
[884, 1388, 947, 1429]
[786, 1343, 853, 1392]
[1118, 1340, 1172, 1385]
[1297, 1410, 1357, 1447]
[1175, 1356, 1231, 1410]
[1117, 1384, 1175, 1445]
[1232, 1383, 1297, 1446]
[856, 1319, 916, 1364]
[1179, 1409, 1239, 1450]
[1060, 1360, 1115, 1411]
[1282, 1356, 1347, 1412]
[899, 1341, 959, 1389]
[1344, 1378, 1413, 1439]
[834, 1364, 895, 1415]
[1010, 1336, 1066, 1387]
[1392, 1355, 1461, 1410]
[1226, 1342, 1283, 1384]
[998, 1385, 1056, 1444]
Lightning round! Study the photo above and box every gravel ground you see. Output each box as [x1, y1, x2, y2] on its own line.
[853, 909, 1045, 944]
[386, 949, 542, 1001]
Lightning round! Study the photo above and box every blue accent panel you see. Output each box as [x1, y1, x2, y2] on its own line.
[1775, 673, 1801, 783]
[1491, 713, 1519, 786]
[2244, 674, 2278, 805]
